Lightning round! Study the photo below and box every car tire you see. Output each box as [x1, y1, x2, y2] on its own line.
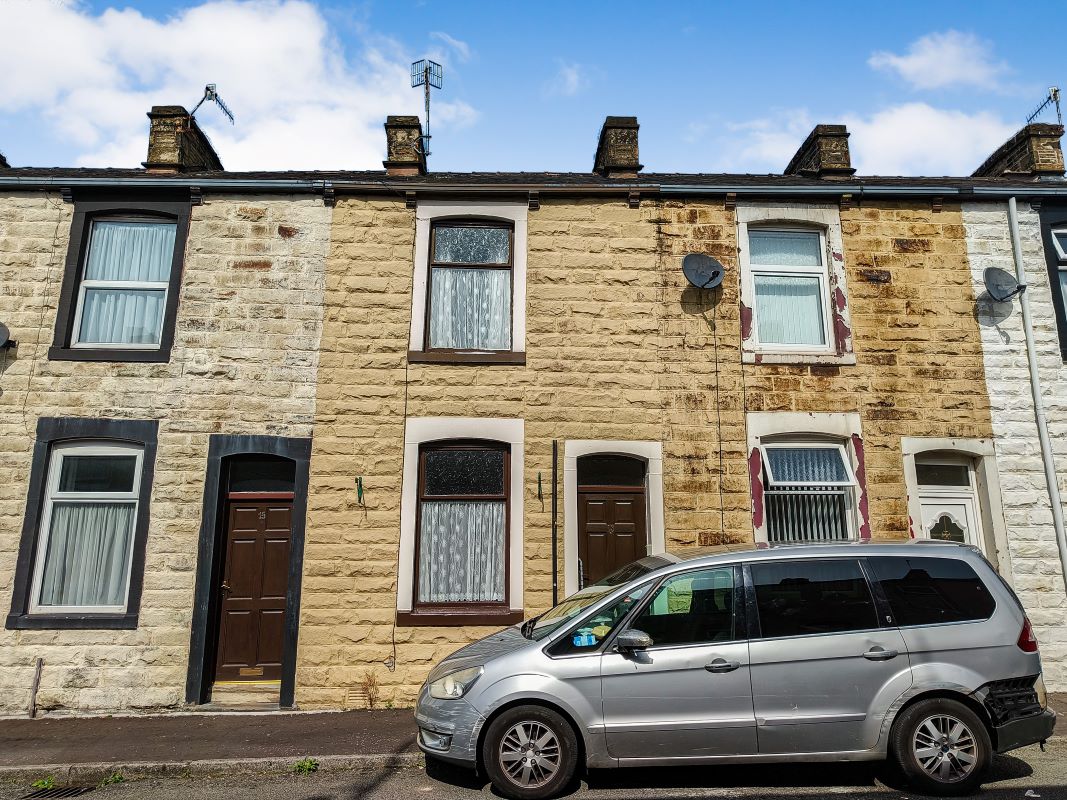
[890, 697, 992, 797]
[481, 705, 579, 800]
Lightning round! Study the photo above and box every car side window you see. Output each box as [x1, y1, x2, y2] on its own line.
[628, 567, 738, 647]
[868, 556, 995, 626]
[751, 558, 878, 638]
[548, 585, 649, 656]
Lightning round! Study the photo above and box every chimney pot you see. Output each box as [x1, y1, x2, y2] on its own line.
[143, 106, 223, 173]
[594, 116, 642, 178]
[972, 123, 1065, 178]
[383, 116, 427, 177]
[784, 124, 855, 179]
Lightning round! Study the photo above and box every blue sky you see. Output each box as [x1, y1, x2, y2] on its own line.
[0, 0, 1063, 175]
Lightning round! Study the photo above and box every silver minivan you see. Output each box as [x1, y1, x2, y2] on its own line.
[415, 542, 1056, 799]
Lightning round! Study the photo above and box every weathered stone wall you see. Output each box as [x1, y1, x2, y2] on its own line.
[301, 197, 994, 706]
[0, 192, 329, 714]
[964, 201, 1067, 689]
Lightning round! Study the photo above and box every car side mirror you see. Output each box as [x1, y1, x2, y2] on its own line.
[615, 629, 653, 652]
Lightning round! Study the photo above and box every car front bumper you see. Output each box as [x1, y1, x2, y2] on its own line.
[414, 685, 486, 767]
[994, 708, 1057, 754]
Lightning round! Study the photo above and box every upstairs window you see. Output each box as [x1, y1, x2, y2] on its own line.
[748, 228, 831, 350]
[1051, 228, 1067, 345]
[72, 219, 176, 348]
[30, 442, 144, 614]
[50, 197, 190, 363]
[761, 443, 858, 542]
[427, 221, 513, 352]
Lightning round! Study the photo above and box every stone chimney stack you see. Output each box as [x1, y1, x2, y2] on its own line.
[593, 116, 642, 179]
[143, 106, 223, 173]
[972, 123, 1065, 178]
[784, 125, 856, 179]
[383, 116, 427, 177]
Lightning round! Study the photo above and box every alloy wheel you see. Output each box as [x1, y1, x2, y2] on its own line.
[913, 713, 978, 783]
[498, 720, 562, 789]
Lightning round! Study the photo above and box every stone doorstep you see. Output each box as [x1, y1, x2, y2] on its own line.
[0, 753, 426, 786]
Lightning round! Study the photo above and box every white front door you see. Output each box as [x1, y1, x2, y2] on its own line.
[915, 458, 985, 549]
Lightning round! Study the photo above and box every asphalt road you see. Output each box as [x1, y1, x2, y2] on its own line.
[3, 741, 1064, 800]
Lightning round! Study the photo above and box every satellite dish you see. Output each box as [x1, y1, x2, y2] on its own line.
[983, 267, 1025, 303]
[0, 322, 13, 349]
[682, 253, 725, 290]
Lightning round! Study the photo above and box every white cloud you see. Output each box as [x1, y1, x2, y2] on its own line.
[690, 103, 1015, 176]
[868, 30, 1010, 91]
[844, 103, 1015, 175]
[429, 31, 471, 63]
[0, 0, 479, 170]
[545, 61, 591, 97]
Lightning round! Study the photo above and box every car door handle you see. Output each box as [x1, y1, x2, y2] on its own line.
[704, 659, 741, 673]
[862, 647, 898, 661]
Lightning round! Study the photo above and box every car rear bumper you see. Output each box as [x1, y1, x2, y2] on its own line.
[994, 708, 1056, 754]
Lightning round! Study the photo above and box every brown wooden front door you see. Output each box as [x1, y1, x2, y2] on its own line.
[214, 500, 292, 682]
[577, 490, 646, 586]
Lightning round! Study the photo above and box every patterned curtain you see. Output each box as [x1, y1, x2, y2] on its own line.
[418, 501, 506, 603]
[429, 268, 511, 350]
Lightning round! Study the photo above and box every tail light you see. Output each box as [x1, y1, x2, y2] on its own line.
[1017, 616, 1039, 653]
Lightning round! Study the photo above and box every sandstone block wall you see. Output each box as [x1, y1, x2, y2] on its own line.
[0, 192, 329, 714]
[301, 197, 995, 706]
[964, 201, 1067, 689]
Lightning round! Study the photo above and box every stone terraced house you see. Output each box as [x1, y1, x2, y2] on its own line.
[1, 106, 1065, 716]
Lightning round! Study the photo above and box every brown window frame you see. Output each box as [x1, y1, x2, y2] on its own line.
[400, 439, 521, 626]
[421, 219, 515, 358]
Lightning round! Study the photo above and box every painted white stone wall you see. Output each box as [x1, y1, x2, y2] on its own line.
[0, 192, 330, 714]
[964, 201, 1067, 689]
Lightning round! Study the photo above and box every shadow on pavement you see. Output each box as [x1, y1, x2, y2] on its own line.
[422, 750, 1043, 799]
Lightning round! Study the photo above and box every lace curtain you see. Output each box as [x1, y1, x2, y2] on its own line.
[418, 501, 505, 603]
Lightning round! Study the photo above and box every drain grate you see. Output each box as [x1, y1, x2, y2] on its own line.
[21, 788, 94, 799]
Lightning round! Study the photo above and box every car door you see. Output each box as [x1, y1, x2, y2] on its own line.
[746, 557, 912, 755]
[600, 565, 757, 760]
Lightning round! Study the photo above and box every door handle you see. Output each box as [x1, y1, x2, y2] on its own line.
[704, 658, 741, 674]
[862, 647, 898, 661]
[221, 582, 232, 594]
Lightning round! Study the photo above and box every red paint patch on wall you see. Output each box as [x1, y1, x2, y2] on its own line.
[740, 302, 753, 341]
[748, 447, 764, 529]
[277, 225, 299, 239]
[851, 433, 871, 540]
[908, 515, 916, 538]
[832, 287, 851, 354]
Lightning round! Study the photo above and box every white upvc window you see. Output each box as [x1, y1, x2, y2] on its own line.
[28, 441, 144, 614]
[747, 227, 833, 352]
[760, 441, 858, 542]
[71, 218, 177, 349]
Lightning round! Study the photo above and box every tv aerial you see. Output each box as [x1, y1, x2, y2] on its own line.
[411, 59, 443, 156]
[682, 253, 726, 290]
[1026, 87, 1061, 126]
[190, 84, 235, 125]
[983, 267, 1026, 303]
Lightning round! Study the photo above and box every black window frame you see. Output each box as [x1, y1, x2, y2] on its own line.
[1038, 205, 1067, 360]
[49, 194, 191, 363]
[7, 417, 159, 630]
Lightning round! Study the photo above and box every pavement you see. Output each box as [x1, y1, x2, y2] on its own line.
[0, 695, 1063, 797]
[1, 741, 1065, 799]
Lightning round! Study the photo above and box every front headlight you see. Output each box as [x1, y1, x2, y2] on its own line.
[429, 666, 483, 699]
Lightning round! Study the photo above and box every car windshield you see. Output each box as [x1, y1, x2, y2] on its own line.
[523, 557, 669, 640]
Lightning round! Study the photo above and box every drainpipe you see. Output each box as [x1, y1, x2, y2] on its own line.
[1007, 196, 1067, 591]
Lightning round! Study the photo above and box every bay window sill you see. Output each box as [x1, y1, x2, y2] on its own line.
[743, 351, 857, 366]
[395, 609, 525, 627]
[407, 350, 526, 366]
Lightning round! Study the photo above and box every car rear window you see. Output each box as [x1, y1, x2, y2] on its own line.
[751, 559, 878, 638]
[869, 556, 995, 626]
